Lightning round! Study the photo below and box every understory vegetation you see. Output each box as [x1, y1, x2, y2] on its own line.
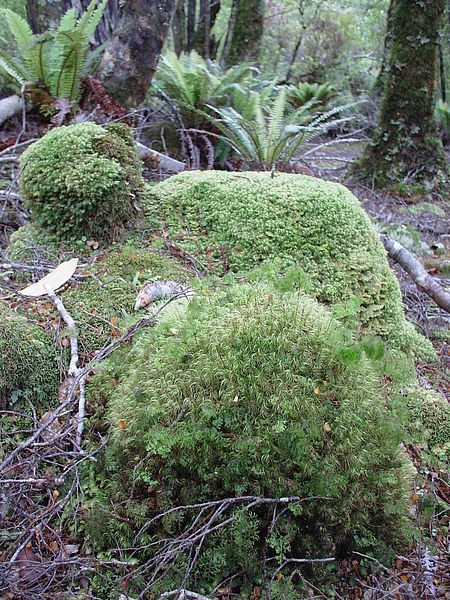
[0, 1, 448, 598]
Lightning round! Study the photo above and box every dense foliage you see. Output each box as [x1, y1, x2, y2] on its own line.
[19, 122, 144, 242]
[86, 283, 413, 594]
[144, 170, 433, 358]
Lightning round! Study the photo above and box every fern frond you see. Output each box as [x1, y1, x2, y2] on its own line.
[0, 50, 32, 87]
[3, 9, 33, 51]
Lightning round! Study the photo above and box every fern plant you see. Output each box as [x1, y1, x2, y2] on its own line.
[151, 50, 255, 128]
[0, 0, 107, 103]
[286, 81, 336, 110]
[212, 86, 354, 171]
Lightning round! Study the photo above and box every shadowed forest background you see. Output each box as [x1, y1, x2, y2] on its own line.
[0, 1, 449, 599]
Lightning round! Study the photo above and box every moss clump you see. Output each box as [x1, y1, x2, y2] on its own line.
[19, 122, 144, 243]
[87, 284, 413, 593]
[403, 388, 450, 459]
[144, 170, 433, 359]
[62, 245, 185, 353]
[0, 302, 59, 407]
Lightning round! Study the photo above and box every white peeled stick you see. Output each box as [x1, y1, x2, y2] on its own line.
[19, 258, 78, 297]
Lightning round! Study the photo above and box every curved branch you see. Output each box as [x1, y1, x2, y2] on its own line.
[381, 234, 450, 313]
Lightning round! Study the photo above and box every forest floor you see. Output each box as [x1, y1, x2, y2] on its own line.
[0, 117, 449, 598]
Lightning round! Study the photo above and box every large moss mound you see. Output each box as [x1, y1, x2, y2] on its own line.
[87, 283, 413, 594]
[0, 302, 59, 408]
[19, 122, 144, 242]
[144, 171, 432, 358]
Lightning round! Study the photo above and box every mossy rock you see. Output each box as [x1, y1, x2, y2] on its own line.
[144, 171, 433, 359]
[0, 302, 59, 408]
[86, 283, 413, 594]
[19, 122, 144, 243]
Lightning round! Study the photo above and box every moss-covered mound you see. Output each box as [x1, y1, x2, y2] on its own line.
[62, 245, 185, 353]
[19, 122, 144, 242]
[0, 302, 59, 408]
[144, 171, 432, 358]
[87, 284, 413, 593]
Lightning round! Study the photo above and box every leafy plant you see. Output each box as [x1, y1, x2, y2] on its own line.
[212, 86, 354, 170]
[286, 81, 336, 110]
[151, 50, 254, 128]
[0, 0, 107, 102]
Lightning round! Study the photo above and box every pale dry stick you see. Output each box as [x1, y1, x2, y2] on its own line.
[158, 591, 212, 600]
[381, 234, 450, 313]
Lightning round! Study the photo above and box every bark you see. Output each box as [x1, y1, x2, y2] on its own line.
[438, 43, 446, 102]
[192, 1, 221, 58]
[374, 0, 396, 92]
[381, 234, 450, 313]
[26, 0, 40, 34]
[358, 0, 447, 190]
[224, 0, 265, 66]
[172, 0, 187, 56]
[101, 0, 178, 107]
[187, 0, 196, 50]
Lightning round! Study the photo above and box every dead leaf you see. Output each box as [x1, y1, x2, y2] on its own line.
[324, 422, 332, 432]
[20, 258, 78, 297]
[118, 419, 126, 429]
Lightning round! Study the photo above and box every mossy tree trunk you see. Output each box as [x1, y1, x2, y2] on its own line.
[225, 0, 265, 66]
[101, 0, 177, 108]
[359, 0, 447, 191]
[373, 0, 396, 93]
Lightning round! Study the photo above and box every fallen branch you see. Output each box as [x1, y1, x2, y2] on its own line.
[136, 142, 185, 173]
[381, 234, 450, 313]
[0, 95, 23, 127]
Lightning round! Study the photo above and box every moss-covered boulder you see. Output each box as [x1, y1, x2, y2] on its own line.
[19, 122, 144, 243]
[87, 283, 413, 594]
[0, 302, 59, 407]
[144, 171, 433, 358]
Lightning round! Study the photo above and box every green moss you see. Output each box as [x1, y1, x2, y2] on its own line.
[87, 283, 413, 593]
[0, 302, 59, 408]
[61, 245, 185, 353]
[19, 122, 144, 243]
[403, 388, 450, 458]
[225, 0, 265, 66]
[144, 170, 433, 359]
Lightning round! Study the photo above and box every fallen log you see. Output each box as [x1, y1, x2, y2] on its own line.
[381, 233, 450, 313]
[136, 142, 185, 173]
[0, 95, 23, 127]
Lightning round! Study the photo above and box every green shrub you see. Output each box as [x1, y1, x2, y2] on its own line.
[87, 284, 413, 594]
[144, 171, 433, 359]
[19, 122, 144, 242]
[0, 301, 59, 407]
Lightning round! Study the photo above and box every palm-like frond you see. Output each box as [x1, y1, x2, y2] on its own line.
[212, 88, 356, 171]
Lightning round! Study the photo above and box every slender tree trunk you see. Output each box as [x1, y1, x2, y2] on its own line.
[374, 0, 396, 92]
[101, 0, 178, 107]
[192, 1, 221, 58]
[173, 0, 186, 56]
[187, 0, 196, 51]
[224, 0, 265, 66]
[357, 0, 447, 192]
[26, 0, 40, 34]
[438, 43, 446, 102]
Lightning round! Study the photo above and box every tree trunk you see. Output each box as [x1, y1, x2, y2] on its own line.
[358, 0, 447, 192]
[192, 1, 221, 58]
[101, 0, 178, 107]
[172, 0, 187, 56]
[187, 0, 196, 51]
[373, 0, 396, 92]
[224, 0, 265, 66]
